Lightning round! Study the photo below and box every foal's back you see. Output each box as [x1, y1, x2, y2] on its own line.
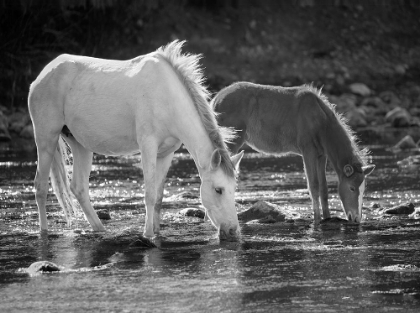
[212, 82, 328, 155]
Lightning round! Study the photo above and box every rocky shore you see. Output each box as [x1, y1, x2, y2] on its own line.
[1, 81, 420, 148]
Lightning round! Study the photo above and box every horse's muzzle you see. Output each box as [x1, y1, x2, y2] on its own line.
[219, 226, 239, 241]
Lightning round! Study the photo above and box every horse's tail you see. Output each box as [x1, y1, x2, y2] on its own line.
[50, 136, 81, 225]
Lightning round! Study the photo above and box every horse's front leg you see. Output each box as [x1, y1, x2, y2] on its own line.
[153, 152, 174, 235]
[302, 153, 321, 223]
[140, 144, 159, 238]
[317, 155, 330, 219]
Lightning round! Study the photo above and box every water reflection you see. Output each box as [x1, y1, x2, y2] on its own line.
[1, 143, 420, 311]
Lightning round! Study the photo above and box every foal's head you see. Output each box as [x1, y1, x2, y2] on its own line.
[200, 149, 244, 241]
[338, 163, 375, 223]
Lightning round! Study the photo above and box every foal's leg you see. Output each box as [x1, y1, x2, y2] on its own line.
[302, 152, 321, 223]
[229, 128, 247, 154]
[66, 138, 105, 231]
[153, 152, 174, 235]
[34, 133, 60, 231]
[317, 155, 330, 219]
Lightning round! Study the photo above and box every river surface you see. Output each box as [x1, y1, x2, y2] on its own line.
[1, 131, 420, 313]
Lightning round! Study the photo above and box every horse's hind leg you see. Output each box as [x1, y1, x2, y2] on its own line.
[34, 133, 61, 230]
[66, 137, 105, 231]
[153, 152, 174, 235]
[317, 155, 330, 219]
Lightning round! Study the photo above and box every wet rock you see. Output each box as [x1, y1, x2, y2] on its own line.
[383, 202, 415, 215]
[409, 208, 420, 219]
[177, 191, 199, 199]
[129, 236, 157, 248]
[178, 207, 205, 219]
[0, 111, 11, 141]
[96, 209, 111, 220]
[27, 261, 61, 274]
[238, 201, 286, 223]
[19, 123, 34, 139]
[349, 83, 371, 97]
[385, 107, 411, 127]
[397, 155, 420, 170]
[392, 135, 418, 150]
[320, 217, 349, 224]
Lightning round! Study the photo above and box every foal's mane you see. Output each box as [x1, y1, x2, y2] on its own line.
[301, 85, 369, 166]
[156, 40, 236, 177]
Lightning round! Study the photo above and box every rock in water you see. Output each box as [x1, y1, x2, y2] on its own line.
[96, 209, 111, 220]
[393, 135, 417, 150]
[238, 201, 286, 223]
[178, 208, 205, 219]
[27, 261, 61, 274]
[320, 217, 349, 224]
[384, 203, 415, 215]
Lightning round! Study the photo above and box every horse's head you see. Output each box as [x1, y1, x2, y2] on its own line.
[338, 163, 375, 223]
[200, 149, 244, 241]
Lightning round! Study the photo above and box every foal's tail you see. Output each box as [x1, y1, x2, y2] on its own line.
[50, 136, 81, 225]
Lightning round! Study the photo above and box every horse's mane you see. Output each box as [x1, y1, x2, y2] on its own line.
[299, 85, 369, 166]
[156, 40, 236, 177]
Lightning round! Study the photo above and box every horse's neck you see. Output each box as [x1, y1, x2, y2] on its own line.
[324, 122, 359, 174]
[174, 105, 215, 175]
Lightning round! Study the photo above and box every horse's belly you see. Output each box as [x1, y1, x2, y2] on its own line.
[66, 112, 139, 156]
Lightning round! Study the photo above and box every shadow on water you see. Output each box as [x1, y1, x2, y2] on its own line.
[1, 137, 420, 312]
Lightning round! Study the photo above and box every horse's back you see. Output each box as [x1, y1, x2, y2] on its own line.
[28, 52, 178, 155]
[214, 82, 328, 155]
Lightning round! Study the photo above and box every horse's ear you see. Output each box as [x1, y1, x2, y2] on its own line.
[230, 150, 244, 172]
[343, 164, 354, 177]
[210, 149, 222, 171]
[362, 164, 375, 176]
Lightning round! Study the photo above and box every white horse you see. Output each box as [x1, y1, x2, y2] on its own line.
[28, 40, 244, 241]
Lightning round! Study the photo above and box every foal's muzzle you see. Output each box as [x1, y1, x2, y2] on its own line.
[347, 212, 360, 223]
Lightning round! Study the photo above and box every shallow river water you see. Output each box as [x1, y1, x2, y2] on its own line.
[1, 131, 420, 313]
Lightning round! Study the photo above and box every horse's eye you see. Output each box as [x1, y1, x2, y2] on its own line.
[215, 188, 223, 195]
[350, 186, 356, 192]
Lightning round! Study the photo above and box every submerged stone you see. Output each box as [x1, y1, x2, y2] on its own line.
[393, 135, 418, 150]
[238, 201, 286, 223]
[384, 202, 415, 215]
[178, 208, 205, 219]
[27, 261, 61, 274]
[320, 217, 349, 224]
[96, 209, 111, 220]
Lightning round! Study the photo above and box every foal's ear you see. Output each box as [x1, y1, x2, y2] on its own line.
[362, 164, 375, 176]
[210, 149, 222, 171]
[343, 164, 354, 177]
[231, 150, 244, 172]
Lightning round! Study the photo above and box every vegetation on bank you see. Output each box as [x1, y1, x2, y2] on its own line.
[0, 0, 419, 140]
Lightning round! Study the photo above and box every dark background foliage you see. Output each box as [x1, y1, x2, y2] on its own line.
[1, 0, 419, 110]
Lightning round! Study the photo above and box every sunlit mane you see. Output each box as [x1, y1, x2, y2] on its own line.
[299, 85, 369, 166]
[156, 40, 236, 177]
